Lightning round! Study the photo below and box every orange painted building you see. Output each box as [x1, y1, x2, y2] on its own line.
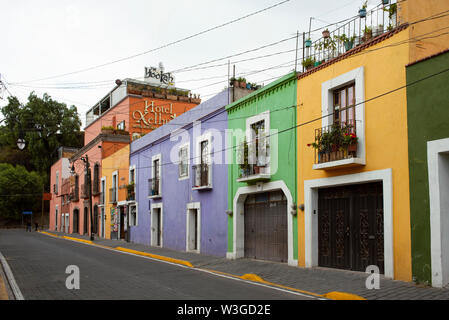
[50, 75, 201, 238]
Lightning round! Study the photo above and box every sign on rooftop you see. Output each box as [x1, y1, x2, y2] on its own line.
[144, 65, 175, 87]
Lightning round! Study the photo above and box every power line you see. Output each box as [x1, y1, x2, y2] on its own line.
[12, 0, 291, 84]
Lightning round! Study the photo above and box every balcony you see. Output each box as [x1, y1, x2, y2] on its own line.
[126, 184, 136, 201]
[80, 183, 89, 199]
[69, 188, 79, 202]
[109, 188, 117, 203]
[236, 138, 270, 183]
[192, 164, 212, 190]
[148, 178, 161, 199]
[302, 2, 398, 71]
[311, 121, 364, 170]
[92, 179, 100, 196]
[53, 184, 58, 195]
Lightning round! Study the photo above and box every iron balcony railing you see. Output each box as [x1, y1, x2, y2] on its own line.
[69, 186, 79, 202]
[303, 2, 398, 70]
[148, 178, 160, 197]
[109, 188, 117, 203]
[192, 164, 210, 188]
[80, 183, 88, 199]
[127, 185, 135, 201]
[313, 120, 358, 165]
[53, 184, 58, 195]
[237, 137, 270, 180]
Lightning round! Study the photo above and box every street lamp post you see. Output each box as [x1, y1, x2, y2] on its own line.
[72, 154, 94, 241]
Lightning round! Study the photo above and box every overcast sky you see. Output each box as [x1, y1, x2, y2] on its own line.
[0, 0, 371, 127]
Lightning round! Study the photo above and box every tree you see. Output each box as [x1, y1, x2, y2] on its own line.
[0, 92, 83, 176]
[0, 163, 43, 221]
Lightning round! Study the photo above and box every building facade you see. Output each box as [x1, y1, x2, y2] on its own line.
[226, 72, 298, 266]
[129, 89, 234, 256]
[406, 50, 449, 287]
[49, 73, 201, 238]
[296, 0, 449, 282]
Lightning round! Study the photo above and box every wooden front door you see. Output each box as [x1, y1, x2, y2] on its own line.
[244, 191, 288, 262]
[318, 182, 384, 273]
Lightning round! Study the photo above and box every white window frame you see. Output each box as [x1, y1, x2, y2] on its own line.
[128, 203, 138, 227]
[112, 171, 118, 203]
[314, 66, 366, 170]
[178, 143, 190, 181]
[186, 202, 201, 253]
[149, 154, 162, 198]
[193, 133, 212, 189]
[128, 165, 136, 203]
[55, 205, 59, 231]
[100, 176, 106, 206]
[55, 171, 59, 194]
[427, 137, 449, 288]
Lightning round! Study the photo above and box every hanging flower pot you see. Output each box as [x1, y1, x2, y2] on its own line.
[305, 39, 312, 47]
[322, 29, 330, 38]
[382, 0, 389, 5]
[344, 40, 354, 51]
[359, 8, 367, 18]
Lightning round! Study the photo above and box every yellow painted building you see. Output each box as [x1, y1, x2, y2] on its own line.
[296, 0, 449, 282]
[100, 145, 136, 240]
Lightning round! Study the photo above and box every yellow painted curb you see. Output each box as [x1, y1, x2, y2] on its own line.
[322, 291, 366, 300]
[38, 231, 60, 238]
[0, 272, 9, 300]
[115, 247, 194, 268]
[62, 236, 93, 244]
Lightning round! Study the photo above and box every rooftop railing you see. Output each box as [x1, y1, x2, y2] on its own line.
[303, 2, 398, 70]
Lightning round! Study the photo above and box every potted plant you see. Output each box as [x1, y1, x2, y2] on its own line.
[322, 29, 330, 39]
[178, 90, 190, 102]
[359, 1, 368, 18]
[302, 57, 316, 70]
[237, 77, 247, 88]
[343, 132, 358, 155]
[335, 34, 356, 51]
[362, 26, 373, 42]
[229, 77, 238, 87]
[101, 126, 115, 135]
[386, 3, 397, 22]
[167, 88, 178, 100]
[305, 38, 312, 48]
[382, 0, 389, 5]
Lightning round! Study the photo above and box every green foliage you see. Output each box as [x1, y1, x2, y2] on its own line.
[0, 163, 43, 220]
[302, 57, 316, 70]
[0, 92, 83, 177]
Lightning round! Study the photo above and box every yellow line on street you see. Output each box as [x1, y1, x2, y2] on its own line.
[114, 247, 194, 268]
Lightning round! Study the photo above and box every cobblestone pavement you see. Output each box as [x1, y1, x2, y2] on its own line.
[39, 229, 449, 300]
[0, 229, 313, 300]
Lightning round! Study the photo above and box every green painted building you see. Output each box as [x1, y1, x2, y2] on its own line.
[406, 49, 449, 287]
[225, 72, 298, 266]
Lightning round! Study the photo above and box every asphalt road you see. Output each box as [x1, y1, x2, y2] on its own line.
[0, 229, 315, 300]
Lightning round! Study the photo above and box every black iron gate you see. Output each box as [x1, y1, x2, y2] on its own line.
[244, 191, 288, 262]
[318, 182, 384, 273]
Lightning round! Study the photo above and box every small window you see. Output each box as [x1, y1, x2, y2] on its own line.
[333, 84, 355, 126]
[117, 120, 125, 130]
[179, 145, 189, 178]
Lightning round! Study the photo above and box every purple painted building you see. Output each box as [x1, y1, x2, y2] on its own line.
[129, 89, 231, 256]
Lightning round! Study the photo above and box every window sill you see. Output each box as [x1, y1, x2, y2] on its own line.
[148, 195, 162, 199]
[313, 157, 365, 170]
[192, 185, 212, 191]
[237, 173, 271, 183]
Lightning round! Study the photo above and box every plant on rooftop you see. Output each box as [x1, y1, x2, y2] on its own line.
[302, 57, 316, 70]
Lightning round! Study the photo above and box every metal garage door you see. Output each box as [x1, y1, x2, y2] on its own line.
[244, 191, 288, 262]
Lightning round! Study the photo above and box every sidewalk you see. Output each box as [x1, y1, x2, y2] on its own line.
[40, 230, 449, 300]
